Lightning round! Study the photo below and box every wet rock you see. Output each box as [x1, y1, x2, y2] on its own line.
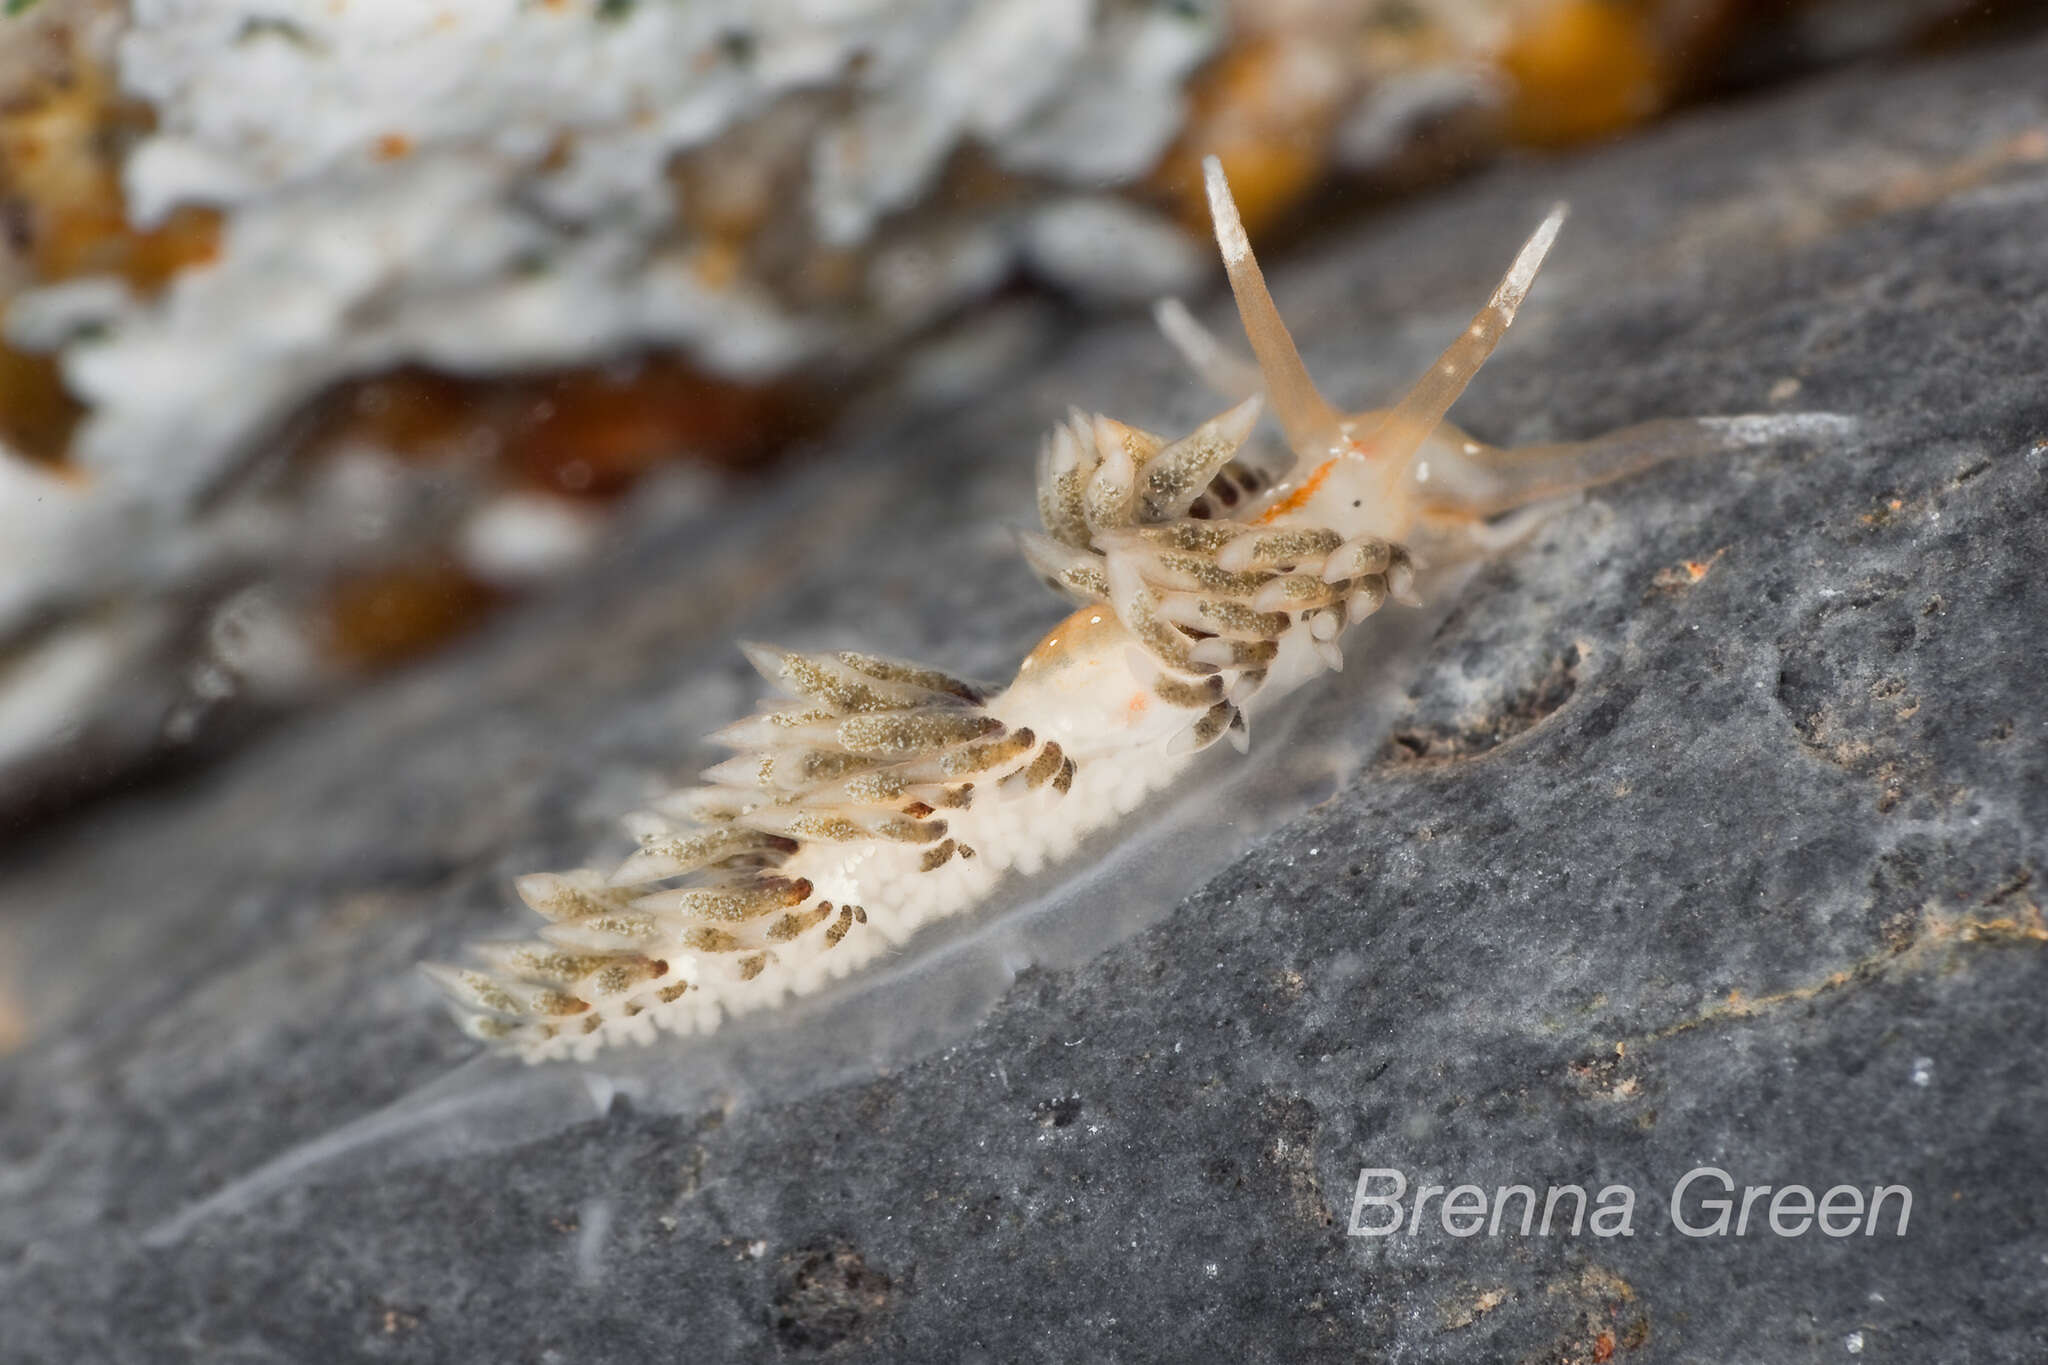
[4, 34, 2048, 1363]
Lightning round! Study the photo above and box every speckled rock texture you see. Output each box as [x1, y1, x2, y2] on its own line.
[4, 36, 2048, 1365]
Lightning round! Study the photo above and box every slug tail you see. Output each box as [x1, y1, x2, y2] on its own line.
[1152, 296, 1265, 402]
[1410, 413, 1862, 525]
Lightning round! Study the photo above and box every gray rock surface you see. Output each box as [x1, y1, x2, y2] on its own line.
[5, 36, 2048, 1364]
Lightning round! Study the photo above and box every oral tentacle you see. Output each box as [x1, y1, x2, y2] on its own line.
[1151, 296, 1265, 402]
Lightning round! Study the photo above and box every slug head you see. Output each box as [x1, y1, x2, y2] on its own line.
[1198, 155, 1567, 548]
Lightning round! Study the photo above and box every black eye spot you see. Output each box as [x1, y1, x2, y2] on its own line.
[1352, 500, 1362, 508]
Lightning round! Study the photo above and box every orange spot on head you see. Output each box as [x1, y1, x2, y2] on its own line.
[1255, 457, 1335, 524]
[1126, 692, 1150, 720]
[373, 133, 413, 162]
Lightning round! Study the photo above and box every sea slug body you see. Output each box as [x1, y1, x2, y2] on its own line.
[430, 156, 1847, 1061]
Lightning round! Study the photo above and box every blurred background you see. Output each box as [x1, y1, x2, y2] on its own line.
[0, 0, 2040, 837]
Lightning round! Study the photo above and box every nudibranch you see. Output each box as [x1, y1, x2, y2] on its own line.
[429, 157, 1791, 1061]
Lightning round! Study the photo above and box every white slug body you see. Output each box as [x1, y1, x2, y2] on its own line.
[431, 158, 1844, 1062]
